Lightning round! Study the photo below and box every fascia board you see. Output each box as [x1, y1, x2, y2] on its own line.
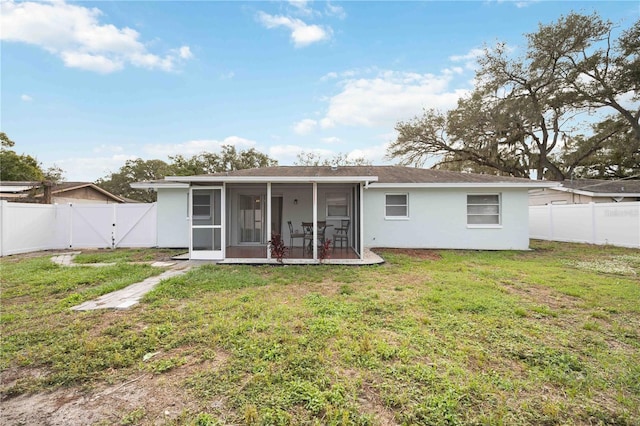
[130, 182, 190, 189]
[164, 175, 379, 184]
[368, 182, 560, 189]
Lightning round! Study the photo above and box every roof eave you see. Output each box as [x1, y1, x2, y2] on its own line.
[164, 175, 380, 184]
[369, 182, 560, 189]
[131, 182, 190, 190]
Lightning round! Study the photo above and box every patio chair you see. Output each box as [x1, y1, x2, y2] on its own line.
[288, 221, 305, 249]
[333, 219, 350, 249]
[302, 222, 314, 254]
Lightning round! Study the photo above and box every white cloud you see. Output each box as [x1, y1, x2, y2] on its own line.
[219, 71, 235, 80]
[346, 143, 390, 165]
[257, 12, 331, 47]
[293, 119, 318, 135]
[21, 94, 33, 102]
[449, 48, 486, 70]
[269, 144, 333, 164]
[288, 0, 314, 16]
[449, 48, 486, 62]
[0, 0, 193, 73]
[316, 70, 469, 128]
[321, 137, 341, 144]
[61, 51, 123, 73]
[320, 71, 338, 81]
[177, 46, 193, 60]
[54, 154, 137, 182]
[485, 0, 539, 7]
[93, 144, 124, 154]
[325, 2, 346, 19]
[143, 136, 256, 158]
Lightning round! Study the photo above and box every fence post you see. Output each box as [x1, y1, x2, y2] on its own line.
[0, 200, 6, 257]
[112, 204, 117, 249]
[590, 202, 596, 244]
[68, 203, 74, 248]
[547, 203, 554, 240]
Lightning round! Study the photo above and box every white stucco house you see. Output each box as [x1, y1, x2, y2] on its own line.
[132, 166, 557, 263]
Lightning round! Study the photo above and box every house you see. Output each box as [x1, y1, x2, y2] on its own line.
[132, 166, 557, 263]
[529, 179, 640, 206]
[0, 181, 126, 204]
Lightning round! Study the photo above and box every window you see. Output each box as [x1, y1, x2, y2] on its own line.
[385, 193, 408, 218]
[467, 194, 500, 225]
[326, 193, 349, 218]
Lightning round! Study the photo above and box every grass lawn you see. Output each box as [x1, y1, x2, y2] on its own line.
[1, 241, 639, 425]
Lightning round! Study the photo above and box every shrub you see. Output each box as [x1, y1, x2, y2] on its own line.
[268, 233, 288, 263]
[319, 239, 332, 262]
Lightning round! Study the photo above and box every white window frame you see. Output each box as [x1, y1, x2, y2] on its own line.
[467, 193, 501, 228]
[385, 193, 409, 220]
[326, 192, 349, 219]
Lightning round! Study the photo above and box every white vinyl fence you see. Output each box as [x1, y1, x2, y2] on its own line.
[529, 202, 640, 248]
[0, 201, 157, 256]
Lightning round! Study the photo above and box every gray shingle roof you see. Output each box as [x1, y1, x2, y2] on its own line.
[558, 179, 640, 194]
[202, 166, 539, 184]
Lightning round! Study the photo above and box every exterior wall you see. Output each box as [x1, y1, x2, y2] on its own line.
[363, 187, 530, 250]
[156, 188, 189, 248]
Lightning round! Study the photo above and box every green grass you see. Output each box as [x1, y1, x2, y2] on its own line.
[73, 248, 184, 264]
[1, 241, 639, 425]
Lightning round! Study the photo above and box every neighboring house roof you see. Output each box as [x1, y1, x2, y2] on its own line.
[133, 166, 558, 189]
[0, 181, 126, 203]
[50, 182, 126, 202]
[550, 179, 640, 197]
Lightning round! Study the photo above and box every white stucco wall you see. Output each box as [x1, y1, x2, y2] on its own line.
[157, 188, 189, 248]
[363, 187, 530, 250]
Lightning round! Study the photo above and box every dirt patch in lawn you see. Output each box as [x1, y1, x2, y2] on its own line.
[358, 382, 399, 426]
[501, 283, 582, 311]
[0, 350, 230, 426]
[374, 248, 442, 261]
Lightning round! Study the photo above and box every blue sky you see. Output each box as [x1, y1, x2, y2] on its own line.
[2, 0, 638, 181]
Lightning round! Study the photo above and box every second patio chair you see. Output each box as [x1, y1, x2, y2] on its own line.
[288, 220, 305, 249]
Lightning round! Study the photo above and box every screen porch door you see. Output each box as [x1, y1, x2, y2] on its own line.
[190, 187, 224, 260]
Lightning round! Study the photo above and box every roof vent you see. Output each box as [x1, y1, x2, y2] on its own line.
[331, 165, 338, 171]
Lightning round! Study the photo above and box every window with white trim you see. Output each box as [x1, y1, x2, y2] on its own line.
[467, 194, 500, 225]
[326, 193, 349, 218]
[385, 193, 408, 218]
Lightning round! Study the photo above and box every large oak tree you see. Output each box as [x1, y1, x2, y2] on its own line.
[387, 13, 639, 180]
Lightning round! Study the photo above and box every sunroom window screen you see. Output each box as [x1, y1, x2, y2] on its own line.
[467, 194, 500, 225]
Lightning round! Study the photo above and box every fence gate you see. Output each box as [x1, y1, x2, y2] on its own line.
[69, 203, 157, 249]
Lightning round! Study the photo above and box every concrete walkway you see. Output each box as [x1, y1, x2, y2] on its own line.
[50, 252, 192, 311]
[71, 267, 190, 311]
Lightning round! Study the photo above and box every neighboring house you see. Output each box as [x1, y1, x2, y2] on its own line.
[132, 166, 557, 263]
[529, 179, 640, 206]
[0, 181, 126, 204]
